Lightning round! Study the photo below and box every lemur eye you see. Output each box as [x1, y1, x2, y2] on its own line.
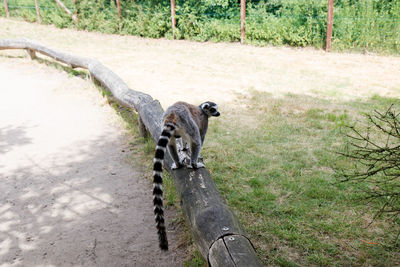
[210, 108, 216, 113]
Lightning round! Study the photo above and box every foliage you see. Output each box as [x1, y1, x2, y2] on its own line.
[1, 0, 399, 53]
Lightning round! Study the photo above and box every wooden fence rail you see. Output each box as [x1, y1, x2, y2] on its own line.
[0, 38, 263, 267]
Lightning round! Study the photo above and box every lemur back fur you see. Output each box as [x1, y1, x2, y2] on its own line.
[153, 101, 220, 250]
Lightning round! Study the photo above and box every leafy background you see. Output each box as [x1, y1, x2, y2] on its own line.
[1, 0, 400, 53]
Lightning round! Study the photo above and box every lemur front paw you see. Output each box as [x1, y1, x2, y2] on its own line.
[171, 162, 184, 170]
[192, 162, 205, 169]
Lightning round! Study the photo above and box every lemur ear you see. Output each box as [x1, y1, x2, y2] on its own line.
[201, 103, 210, 109]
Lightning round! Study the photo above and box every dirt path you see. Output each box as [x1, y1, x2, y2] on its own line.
[0, 58, 186, 266]
[1, 18, 399, 111]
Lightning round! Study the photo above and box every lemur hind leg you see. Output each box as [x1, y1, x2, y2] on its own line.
[168, 138, 184, 170]
[178, 138, 189, 153]
[188, 131, 205, 169]
[180, 139, 203, 161]
[177, 138, 191, 166]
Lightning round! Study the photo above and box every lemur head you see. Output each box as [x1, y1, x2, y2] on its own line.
[200, 101, 220, 117]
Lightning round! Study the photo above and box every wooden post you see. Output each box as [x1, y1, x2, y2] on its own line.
[240, 0, 246, 44]
[26, 49, 36, 59]
[34, 0, 41, 23]
[115, 0, 121, 20]
[73, 0, 78, 23]
[3, 0, 9, 18]
[326, 0, 334, 52]
[138, 116, 148, 138]
[170, 0, 176, 39]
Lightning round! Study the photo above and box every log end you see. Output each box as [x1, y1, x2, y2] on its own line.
[208, 235, 264, 267]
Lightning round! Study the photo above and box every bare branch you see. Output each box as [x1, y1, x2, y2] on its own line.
[338, 105, 400, 223]
[54, 0, 78, 23]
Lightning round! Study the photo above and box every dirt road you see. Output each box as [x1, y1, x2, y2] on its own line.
[1, 18, 399, 111]
[0, 58, 186, 266]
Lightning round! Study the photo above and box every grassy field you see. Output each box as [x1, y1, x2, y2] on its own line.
[111, 81, 400, 266]
[1, 18, 400, 266]
[204, 92, 400, 265]
[64, 79, 400, 266]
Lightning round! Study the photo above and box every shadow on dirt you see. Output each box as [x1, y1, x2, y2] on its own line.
[0, 125, 32, 154]
[0, 133, 186, 266]
[0, 55, 186, 266]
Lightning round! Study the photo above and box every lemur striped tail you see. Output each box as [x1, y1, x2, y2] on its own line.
[153, 122, 175, 251]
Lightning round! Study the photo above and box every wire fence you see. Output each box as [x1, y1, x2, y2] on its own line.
[4, 0, 400, 21]
[4, 6, 400, 21]
[2, 0, 400, 53]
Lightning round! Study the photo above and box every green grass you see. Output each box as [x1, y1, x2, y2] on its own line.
[202, 91, 400, 266]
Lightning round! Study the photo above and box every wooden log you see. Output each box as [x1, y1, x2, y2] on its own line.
[172, 167, 244, 255]
[26, 48, 36, 59]
[138, 115, 148, 138]
[209, 235, 262, 266]
[223, 235, 262, 267]
[0, 38, 90, 68]
[209, 239, 235, 266]
[54, 0, 78, 23]
[0, 38, 264, 267]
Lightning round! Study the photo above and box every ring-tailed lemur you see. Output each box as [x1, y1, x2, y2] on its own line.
[153, 101, 220, 250]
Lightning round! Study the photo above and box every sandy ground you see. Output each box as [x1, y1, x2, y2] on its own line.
[0, 59, 186, 266]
